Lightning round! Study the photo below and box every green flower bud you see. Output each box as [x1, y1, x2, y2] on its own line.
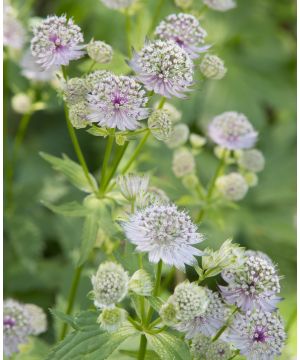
[97, 307, 126, 332]
[190, 133, 207, 148]
[216, 172, 248, 201]
[11, 93, 32, 114]
[148, 109, 173, 141]
[87, 40, 113, 64]
[159, 300, 178, 326]
[200, 54, 227, 80]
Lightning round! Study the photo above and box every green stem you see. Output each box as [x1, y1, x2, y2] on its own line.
[137, 334, 147, 360]
[87, 60, 96, 74]
[212, 306, 238, 342]
[13, 112, 32, 160]
[99, 133, 114, 195]
[148, 317, 162, 329]
[228, 350, 240, 360]
[146, 260, 162, 324]
[149, 0, 164, 33]
[157, 97, 166, 109]
[60, 265, 83, 340]
[125, 11, 132, 57]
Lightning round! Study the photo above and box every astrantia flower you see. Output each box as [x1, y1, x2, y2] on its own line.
[87, 40, 113, 64]
[21, 50, 55, 82]
[238, 149, 265, 173]
[100, 0, 136, 10]
[31, 15, 85, 70]
[11, 94, 32, 114]
[116, 173, 149, 200]
[85, 70, 112, 90]
[225, 310, 285, 360]
[97, 307, 127, 332]
[172, 147, 195, 178]
[208, 111, 258, 150]
[191, 334, 233, 360]
[200, 54, 227, 80]
[160, 301, 178, 326]
[63, 77, 87, 104]
[122, 204, 204, 269]
[91, 262, 129, 308]
[68, 102, 89, 129]
[154, 102, 182, 123]
[148, 109, 173, 141]
[155, 13, 208, 59]
[219, 255, 282, 312]
[203, 0, 236, 12]
[4, 299, 32, 357]
[24, 304, 47, 335]
[166, 123, 190, 149]
[245, 250, 273, 265]
[136, 186, 170, 208]
[216, 172, 248, 201]
[172, 282, 209, 321]
[4, 1, 25, 50]
[87, 74, 149, 131]
[176, 289, 230, 338]
[129, 40, 194, 98]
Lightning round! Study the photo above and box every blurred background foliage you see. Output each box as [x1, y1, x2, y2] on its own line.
[4, 0, 296, 358]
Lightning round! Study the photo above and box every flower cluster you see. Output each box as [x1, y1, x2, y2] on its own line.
[172, 147, 195, 178]
[200, 54, 227, 80]
[116, 173, 149, 201]
[191, 334, 233, 360]
[216, 172, 249, 201]
[148, 109, 173, 141]
[87, 40, 113, 64]
[203, 0, 236, 12]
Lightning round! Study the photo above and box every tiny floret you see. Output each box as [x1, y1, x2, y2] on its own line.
[116, 173, 149, 201]
[200, 54, 227, 80]
[225, 310, 285, 360]
[220, 254, 281, 312]
[155, 13, 208, 59]
[91, 262, 129, 308]
[136, 186, 170, 208]
[216, 172, 248, 201]
[97, 307, 127, 332]
[87, 40, 113, 64]
[31, 15, 85, 70]
[203, 0, 236, 12]
[190, 133, 207, 148]
[129, 40, 194, 98]
[24, 304, 47, 335]
[238, 149, 265, 173]
[87, 74, 149, 131]
[148, 109, 173, 141]
[208, 111, 258, 150]
[166, 123, 190, 149]
[122, 203, 204, 269]
[172, 147, 196, 178]
[100, 0, 136, 10]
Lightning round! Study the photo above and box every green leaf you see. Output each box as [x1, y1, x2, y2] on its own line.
[86, 126, 109, 137]
[42, 200, 89, 217]
[50, 309, 79, 330]
[40, 152, 97, 193]
[46, 311, 137, 360]
[119, 349, 160, 360]
[145, 332, 191, 360]
[77, 214, 99, 266]
[147, 296, 164, 313]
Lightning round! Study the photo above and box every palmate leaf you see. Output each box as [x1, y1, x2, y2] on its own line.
[40, 152, 97, 193]
[46, 311, 137, 360]
[145, 331, 191, 360]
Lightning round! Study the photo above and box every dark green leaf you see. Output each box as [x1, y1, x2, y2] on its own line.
[50, 309, 79, 330]
[77, 214, 99, 266]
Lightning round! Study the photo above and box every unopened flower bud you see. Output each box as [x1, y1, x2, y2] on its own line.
[238, 149, 265, 173]
[148, 109, 173, 141]
[216, 172, 248, 201]
[68, 102, 89, 129]
[182, 173, 199, 189]
[200, 54, 227, 80]
[203, 0, 236, 12]
[160, 301, 178, 326]
[174, 0, 193, 9]
[190, 133, 207, 148]
[244, 172, 258, 187]
[97, 307, 126, 332]
[11, 93, 32, 114]
[87, 40, 113, 64]
[154, 102, 182, 123]
[172, 148, 195, 178]
[24, 304, 47, 335]
[116, 173, 149, 201]
[63, 77, 87, 105]
[166, 123, 190, 149]
[129, 269, 153, 296]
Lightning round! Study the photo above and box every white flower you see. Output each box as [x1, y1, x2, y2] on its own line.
[4, 1, 25, 50]
[238, 149, 265, 173]
[63, 77, 87, 105]
[191, 334, 234, 360]
[203, 0, 236, 12]
[200, 54, 227, 80]
[129, 269, 153, 296]
[87, 40, 113, 64]
[20, 50, 55, 82]
[91, 262, 129, 308]
[68, 102, 89, 129]
[154, 102, 182, 123]
[122, 204, 204, 269]
[100, 0, 136, 10]
[24, 304, 47, 335]
[11, 94, 32, 114]
[216, 173, 248, 201]
[116, 173, 149, 201]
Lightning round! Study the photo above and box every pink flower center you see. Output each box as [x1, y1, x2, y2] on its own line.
[253, 328, 267, 343]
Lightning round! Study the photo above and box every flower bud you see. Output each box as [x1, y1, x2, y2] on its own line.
[87, 40, 113, 64]
[116, 173, 149, 201]
[154, 101, 182, 123]
[200, 54, 227, 80]
[190, 133, 207, 149]
[174, 0, 193, 9]
[182, 173, 199, 189]
[172, 148, 196, 178]
[148, 109, 173, 141]
[244, 172, 258, 187]
[63, 77, 87, 105]
[24, 304, 47, 335]
[238, 149, 265, 173]
[203, 0, 236, 12]
[216, 172, 248, 201]
[165, 123, 190, 149]
[160, 301, 178, 326]
[68, 102, 89, 129]
[129, 269, 153, 296]
[11, 93, 32, 114]
[97, 307, 126, 332]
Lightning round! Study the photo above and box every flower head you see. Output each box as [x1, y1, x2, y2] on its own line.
[172, 147, 196, 178]
[4, 1, 25, 50]
[191, 334, 233, 360]
[155, 13, 208, 59]
[31, 15, 85, 70]
[11, 94, 32, 114]
[225, 310, 285, 360]
[220, 254, 281, 312]
[122, 203, 204, 269]
[4, 299, 32, 357]
[63, 77, 87, 105]
[148, 109, 173, 141]
[87, 74, 149, 130]
[176, 289, 230, 338]
[21, 50, 55, 82]
[100, 0, 136, 10]
[216, 173, 248, 201]
[24, 304, 47, 335]
[87, 40, 113, 64]
[160, 302, 178, 326]
[130, 40, 194, 98]
[68, 102, 89, 129]
[208, 111, 258, 150]
[116, 173, 149, 201]
[154, 102, 182, 123]
[135, 186, 170, 208]
[91, 262, 129, 308]
[97, 307, 127, 332]
[166, 123, 190, 149]
[238, 149, 265, 173]
[203, 0, 236, 12]
[85, 70, 112, 90]
[200, 54, 227, 80]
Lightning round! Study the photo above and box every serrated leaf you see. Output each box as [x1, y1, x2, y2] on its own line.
[146, 332, 191, 360]
[50, 309, 79, 330]
[46, 311, 137, 360]
[42, 201, 89, 217]
[146, 296, 164, 313]
[40, 152, 97, 193]
[77, 214, 99, 266]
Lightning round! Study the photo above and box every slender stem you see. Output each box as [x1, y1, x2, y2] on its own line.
[146, 260, 163, 324]
[99, 133, 114, 195]
[212, 306, 238, 342]
[60, 265, 83, 340]
[87, 60, 96, 74]
[228, 350, 240, 360]
[149, 317, 162, 329]
[13, 112, 32, 160]
[125, 11, 132, 57]
[149, 0, 164, 33]
[137, 334, 147, 360]
[157, 97, 166, 109]
[64, 104, 97, 193]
